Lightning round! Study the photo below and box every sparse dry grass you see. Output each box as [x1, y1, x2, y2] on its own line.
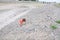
[54, 3, 60, 7]
[50, 25, 57, 30]
[56, 20, 60, 24]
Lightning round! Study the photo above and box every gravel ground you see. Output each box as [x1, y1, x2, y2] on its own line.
[0, 3, 60, 40]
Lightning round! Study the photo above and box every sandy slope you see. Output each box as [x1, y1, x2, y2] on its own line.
[0, 3, 60, 40]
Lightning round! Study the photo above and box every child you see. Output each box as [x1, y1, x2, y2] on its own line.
[18, 18, 26, 26]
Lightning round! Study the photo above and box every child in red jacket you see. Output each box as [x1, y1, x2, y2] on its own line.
[18, 18, 26, 26]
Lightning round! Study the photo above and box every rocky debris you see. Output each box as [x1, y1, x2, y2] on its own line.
[0, 3, 60, 40]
